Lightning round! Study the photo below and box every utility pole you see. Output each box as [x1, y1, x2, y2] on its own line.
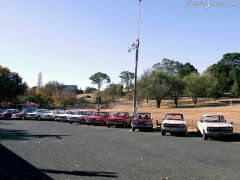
[128, 0, 142, 117]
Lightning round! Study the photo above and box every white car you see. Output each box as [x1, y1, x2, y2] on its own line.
[197, 114, 233, 140]
[161, 113, 187, 136]
[42, 110, 61, 121]
[26, 109, 49, 120]
[55, 111, 71, 122]
[68, 110, 94, 124]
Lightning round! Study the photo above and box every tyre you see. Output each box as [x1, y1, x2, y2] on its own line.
[107, 124, 110, 128]
[37, 116, 41, 121]
[161, 130, 166, 136]
[131, 126, 135, 131]
[203, 130, 208, 140]
[181, 131, 187, 137]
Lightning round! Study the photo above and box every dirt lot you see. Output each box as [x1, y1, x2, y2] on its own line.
[105, 97, 240, 132]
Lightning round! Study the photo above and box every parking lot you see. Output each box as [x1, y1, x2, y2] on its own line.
[1, 120, 240, 179]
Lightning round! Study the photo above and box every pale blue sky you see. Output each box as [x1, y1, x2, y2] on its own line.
[0, 0, 239, 89]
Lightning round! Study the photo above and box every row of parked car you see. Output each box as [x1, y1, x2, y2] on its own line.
[0, 108, 234, 140]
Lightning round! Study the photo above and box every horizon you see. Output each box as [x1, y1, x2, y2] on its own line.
[0, 0, 239, 89]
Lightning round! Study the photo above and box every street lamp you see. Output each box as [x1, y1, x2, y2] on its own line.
[128, 0, 142, 117]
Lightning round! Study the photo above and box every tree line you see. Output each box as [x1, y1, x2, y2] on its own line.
[1, 52, 239, 109]
[89, 53, 240, 108]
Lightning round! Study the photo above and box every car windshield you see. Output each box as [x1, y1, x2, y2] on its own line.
[36, 109, 49, 113]
[21, 109, 36, 113]
[136, 113, 151, 118]
[203, 115, 225, 122]
[94, 112, 108, 116]
[5, 109, 15, 113]
[112, 112, 127, 117]
[0, 109, 5, 113]
[81, 111, 94, 115]
[165, 114, 183, 120]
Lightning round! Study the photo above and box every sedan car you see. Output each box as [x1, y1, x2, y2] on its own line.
[131, 113, 153, 131]
[197, 114, 234, 140]
[11, 108, 36, 120]
[161, 113, 187, 136]
[0, 109, 20, 119]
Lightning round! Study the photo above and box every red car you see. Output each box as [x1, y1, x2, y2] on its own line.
[131, 112, 153, 131]
[85, 111, 109, 126]
[106, 112, 132, 128]
[0, 109, 20, 119]
[11, 108, 36, 120]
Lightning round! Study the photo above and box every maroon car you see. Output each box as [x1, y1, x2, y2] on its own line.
[0, 109, 20, 119]
[106, 112, 132, 128]
[11, 108, 36, 120]
[85, 111, 109, 126]
[131, 112, 153, 131]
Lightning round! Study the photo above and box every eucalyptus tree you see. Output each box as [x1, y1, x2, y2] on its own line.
[89, 72, 111, 109]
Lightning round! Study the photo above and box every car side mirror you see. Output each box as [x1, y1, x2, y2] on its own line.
[200, 120, 203, 123]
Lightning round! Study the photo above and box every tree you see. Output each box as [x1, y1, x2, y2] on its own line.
[119, 71, 134, 90]
[184, 73, 208, 106]
[137, 69, 152, 104]
[206, 53, 240, 94]
[102, 84, 122, 104]
[85, 86, 97, 93]
[138, 69, 172, 108]
[40, 81, 62, 106]
[170, 75, 185, 107]
[0, 66, 27, 104]
[89, 72, 111, 109]
[178, 63, 198, 77]
[153, 58, 181, 74]
[153, 58, 198, 77]
[53, 88, 76, 109]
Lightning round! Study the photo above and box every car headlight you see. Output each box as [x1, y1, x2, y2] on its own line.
[145, 122, 152, 125]
[163, 123, 169, 127]
[226, 127, 233, 131]
[179, 124, 186, 127]
[207, 127, 214, 131]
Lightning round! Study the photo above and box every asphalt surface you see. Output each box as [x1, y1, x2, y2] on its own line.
[0, 120, 240, 180]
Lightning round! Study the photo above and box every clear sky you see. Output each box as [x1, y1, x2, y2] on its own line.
[0, 0, 239, 89]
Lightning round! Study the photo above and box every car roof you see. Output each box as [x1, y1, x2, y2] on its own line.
[202, 114, 223, 117]
[165, 113, 183, 115]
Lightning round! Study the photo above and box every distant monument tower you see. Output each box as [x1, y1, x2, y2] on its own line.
[36, 72, 43, 94]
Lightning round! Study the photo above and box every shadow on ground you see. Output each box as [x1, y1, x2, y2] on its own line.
[0, 143, 53, 179]
[41, 169, 118, 178]
[0, 128, 68, 141]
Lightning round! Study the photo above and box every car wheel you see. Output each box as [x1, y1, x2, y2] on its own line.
[22, 116, 25, 120]
[181, 131, 187, 137]
[107, 124, 110, 128]
[131, 127, 135, 131]
[203, 130, 208, 140]
[37, 116, 41, 121]
[161, 130, 166, 136]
